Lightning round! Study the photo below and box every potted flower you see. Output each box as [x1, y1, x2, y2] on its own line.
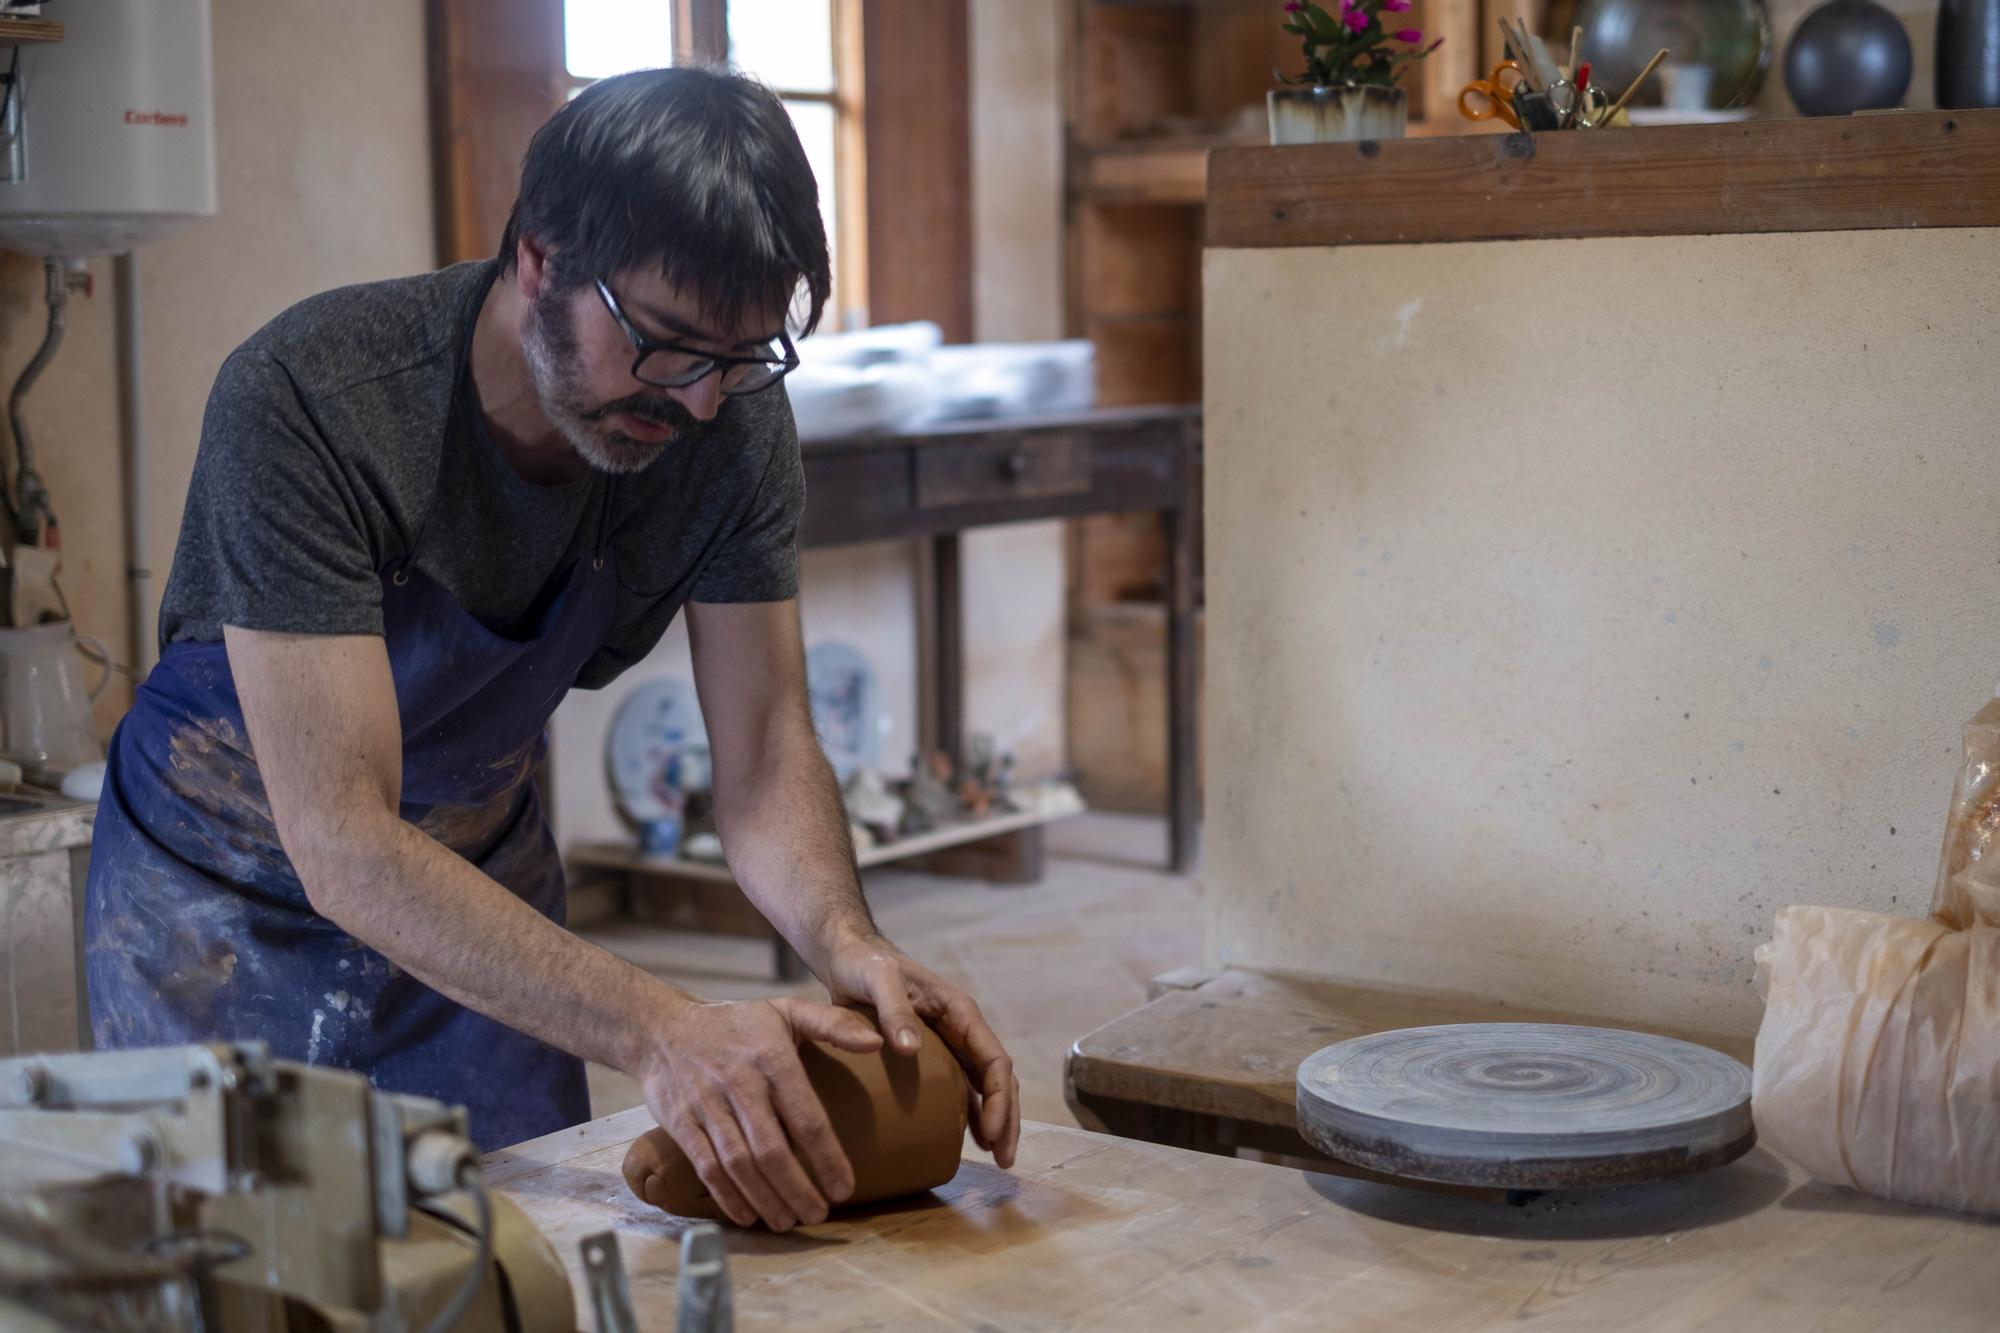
[1272, 0, 1444, 144]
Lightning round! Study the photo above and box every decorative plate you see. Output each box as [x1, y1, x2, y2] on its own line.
[606, 676, 709, 825]
[806, 639, 883, 782]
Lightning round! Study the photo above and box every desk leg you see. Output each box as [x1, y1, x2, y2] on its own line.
[932, 532, 964, 767]
[1163, 506, 1199, 873]
[774, 937, 808, 984]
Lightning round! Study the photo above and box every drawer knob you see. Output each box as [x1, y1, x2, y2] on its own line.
[1000, 449, 1029, 480]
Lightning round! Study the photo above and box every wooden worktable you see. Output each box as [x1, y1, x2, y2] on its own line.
[1065, 967, 1756, 1168]
[489, 1106, 1999, 1330]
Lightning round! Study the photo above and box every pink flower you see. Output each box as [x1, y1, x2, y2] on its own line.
[1381, 0, 1412, 9]
[1343, 7, 1369, 31]
[1284, 1, 1302, 12]
[1394, 27, 1423, 41]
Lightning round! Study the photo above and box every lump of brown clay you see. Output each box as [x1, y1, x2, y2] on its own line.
[622, 1008, 969, 1224]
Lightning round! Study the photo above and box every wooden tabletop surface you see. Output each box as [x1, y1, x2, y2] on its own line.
[488, 1106, 1999, 1331]
[1067, 968, 1756, 1134]
[796, 402, 1200, 454]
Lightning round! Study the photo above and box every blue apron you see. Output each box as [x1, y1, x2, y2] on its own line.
[85, 440, 620, 1152]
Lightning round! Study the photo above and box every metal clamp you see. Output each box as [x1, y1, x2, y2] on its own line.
[675, 1223, 733, 1333]
[580, 1221, 734, 1333]
[581, 1231, 638, 1333]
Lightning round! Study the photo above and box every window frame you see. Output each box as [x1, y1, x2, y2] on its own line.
[429, 0, 966, 339]
[563, 0, 868, 332]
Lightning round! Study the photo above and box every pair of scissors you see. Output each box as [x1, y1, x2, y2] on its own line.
[1458, 61, 1524, 130]
[1575, 83, 1614, 127]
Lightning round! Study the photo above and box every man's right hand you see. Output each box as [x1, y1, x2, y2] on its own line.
[640, 997, 881, 1231]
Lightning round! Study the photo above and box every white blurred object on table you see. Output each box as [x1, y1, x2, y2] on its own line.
[787, 321, 1097, 440]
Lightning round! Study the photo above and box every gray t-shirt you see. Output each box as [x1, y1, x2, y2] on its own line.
[159, 261, 803, 689]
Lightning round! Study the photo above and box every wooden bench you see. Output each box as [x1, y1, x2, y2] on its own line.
[1064, 966, 1755, 1179]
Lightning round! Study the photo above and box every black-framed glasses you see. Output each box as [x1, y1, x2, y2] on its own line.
[595, 278, 799, 396]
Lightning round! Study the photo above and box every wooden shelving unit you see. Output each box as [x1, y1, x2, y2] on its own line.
[1058, 1, 1512, 815]
[1062, 0, 1534, 405]
[0, 16, 63, 44]
[1062, 0, 1277, 407]
[1059, 2, 1247, 814]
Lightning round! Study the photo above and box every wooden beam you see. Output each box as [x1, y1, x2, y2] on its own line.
[1416, 0, 1481, 127]
[831, 0, 869, 331]
[1207, 109, 2000, 249]
[931, 532, 963, 762]
[426, 0, 567, 266]
[676, 0, 727, 64]
[860, 0, 974, 339]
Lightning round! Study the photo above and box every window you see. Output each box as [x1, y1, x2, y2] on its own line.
[562, 0, 674, 79]
[561, 0, 866, 331]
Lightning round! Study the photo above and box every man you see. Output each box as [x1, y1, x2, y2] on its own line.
[84, 66, 1018, 1233]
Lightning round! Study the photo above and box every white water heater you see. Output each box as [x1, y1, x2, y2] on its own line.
[0, 0, 217, 258]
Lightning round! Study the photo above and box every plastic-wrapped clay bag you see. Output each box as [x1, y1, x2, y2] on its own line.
[1930, 693, 2000, 931]
[1750, 695, 2000, 1215]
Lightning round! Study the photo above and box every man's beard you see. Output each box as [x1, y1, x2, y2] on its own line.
[524, 287, 701, 475]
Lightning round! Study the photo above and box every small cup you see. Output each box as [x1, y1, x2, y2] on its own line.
[1659, 62, 1714, 112]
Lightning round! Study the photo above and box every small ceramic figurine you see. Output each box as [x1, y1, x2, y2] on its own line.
[841, 766, 904, 842]
[899, 751, 959, 835]
[956, 734, 999, 818]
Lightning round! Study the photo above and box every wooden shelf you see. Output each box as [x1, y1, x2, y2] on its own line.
[1072, 114, 1513, 205]
[1207, 108, 2000, 250]
[570, 802, 1087, 886]
[1073, 137, 1232, 204]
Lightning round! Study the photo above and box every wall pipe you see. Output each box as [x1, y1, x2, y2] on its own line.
[114, 251, 153, 677]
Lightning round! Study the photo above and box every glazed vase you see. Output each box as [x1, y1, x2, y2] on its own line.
[1267, 84, 1407, 144]
[1784, 0, 1913, 115]
[1938, 0, 2000, 108]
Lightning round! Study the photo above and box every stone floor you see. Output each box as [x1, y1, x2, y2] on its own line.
[581, 812, 1202, 1128]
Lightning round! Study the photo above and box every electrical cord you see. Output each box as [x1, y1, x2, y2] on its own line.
[73, 632, 138, 679]
[6, 257, 74, 545]
[411, 1163, 495, 1333]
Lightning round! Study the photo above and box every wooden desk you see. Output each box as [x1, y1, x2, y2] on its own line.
[490, 1106, 2000, 1330]
[1065, 968, 1755, 1169]
[800, 405, 1203, 871]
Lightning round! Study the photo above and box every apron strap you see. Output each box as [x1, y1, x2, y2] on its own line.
[591, 477, 617, 569]
[397, 262, 504, 585]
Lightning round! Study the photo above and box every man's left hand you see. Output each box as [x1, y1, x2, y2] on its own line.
[822, 934, 1020, 1169]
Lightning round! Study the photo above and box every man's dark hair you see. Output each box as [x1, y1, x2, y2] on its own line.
[499, 66, 831, 336]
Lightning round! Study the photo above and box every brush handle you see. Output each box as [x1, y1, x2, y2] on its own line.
[1606, 46, 1670, 121]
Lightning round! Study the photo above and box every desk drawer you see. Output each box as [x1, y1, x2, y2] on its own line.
[914, 432, 1091, 509]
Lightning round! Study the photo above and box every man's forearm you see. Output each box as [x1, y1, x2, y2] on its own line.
[710, 723, 877, 976]
[295, 808, 693, 1078]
